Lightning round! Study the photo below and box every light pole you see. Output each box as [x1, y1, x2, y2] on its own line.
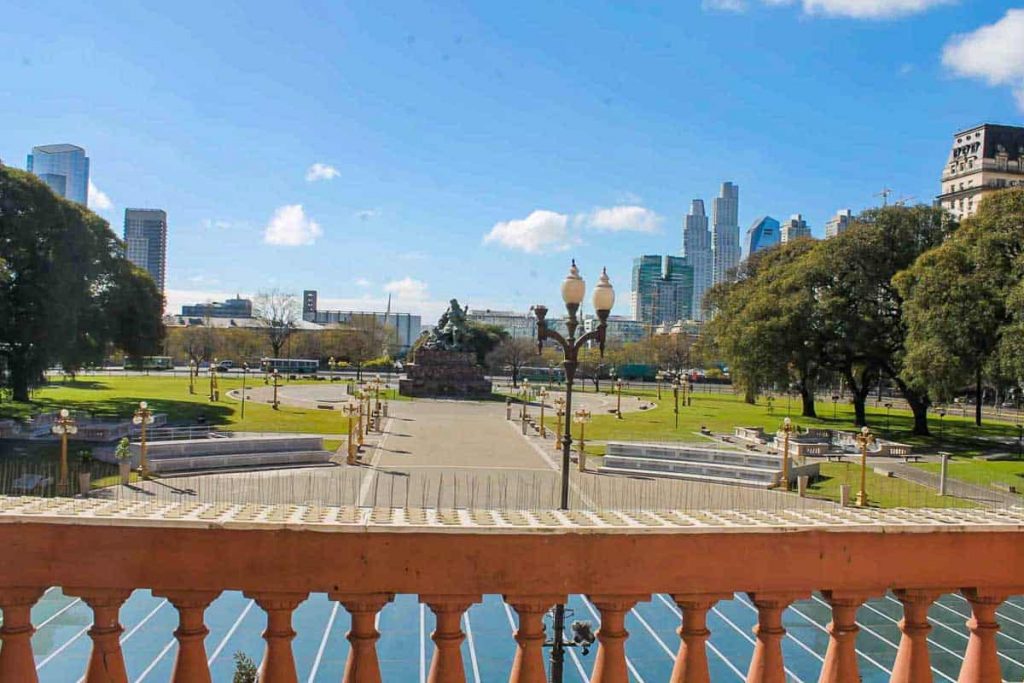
[615, 378, 623, 419]
[343, 403, 359, 465]
[554, 396, 566, 450]
[188, 359, 196, 395]
[673, 379, 680, 429]
[574, 408, 592, 471]
[780, 417, 794, 492]
[272, 370, 281, 410]
[240, 362, 249, 420]
[832, 394, 839, 421]
[52, 408, 77, 494]
[938, 408, 947, 440]
[520, 384, 530, 435]
[533, 260, 614, 683]
[209, 359, 219, 402]
[855, 426, 875, 507]
[884, 402, 893, 433]
[132, 401, 155, 478]
[537, 387, 549, 438]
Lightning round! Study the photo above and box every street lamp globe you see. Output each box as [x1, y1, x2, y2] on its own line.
[561, 260, 585, 306]
[861, 425, 870, 436]
[783, 417, 792, 428]
[60, 408, 69, 419]
[139, 401, 148, 410]
[591, 267, 615, 313]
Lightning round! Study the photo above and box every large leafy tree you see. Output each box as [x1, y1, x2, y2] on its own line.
[898, 188, 1024, 425]
[0, 166, 165, 400]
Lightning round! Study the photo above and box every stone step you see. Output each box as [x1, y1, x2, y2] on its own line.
[141, 436, 324, 459]
[597, 465, 776, 489]
[605, 442, 782, 469]
[602, 455, 779, 483]
[148, 450, 333, 474]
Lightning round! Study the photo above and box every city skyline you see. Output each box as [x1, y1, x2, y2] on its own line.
[4, 1, 1022, 320]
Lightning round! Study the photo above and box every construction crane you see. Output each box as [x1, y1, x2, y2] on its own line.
[876, 187, 894, 206]
[894, 195, 916, 207]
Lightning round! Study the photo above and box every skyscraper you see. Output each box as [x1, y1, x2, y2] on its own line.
[780, 214, 812, 243]
[26, 144, 89, 205]
[124, 209, 168, 293]
[681, 199, 713, 320]
[744, 216, 780, 257]
[631, 255, 694, 325]
[711, 182, 740, 285]
[825, 209, 853, 238]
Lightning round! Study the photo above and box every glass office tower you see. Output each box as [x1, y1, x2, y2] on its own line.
[26, 144, 90, 205]
[124, 209, 168, 293]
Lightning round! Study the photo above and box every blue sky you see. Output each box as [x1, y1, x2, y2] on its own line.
[3, 0, 1022, 320]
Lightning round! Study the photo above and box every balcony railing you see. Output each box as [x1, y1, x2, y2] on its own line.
[0, 496, 1021, 683]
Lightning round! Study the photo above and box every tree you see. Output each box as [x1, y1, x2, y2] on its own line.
[487, 337, 538, 387]
[0, 167, 165, 400]
[253, 290, 299, 357]
[898, 188, 1024, 426]
[232, 652, 257, 683]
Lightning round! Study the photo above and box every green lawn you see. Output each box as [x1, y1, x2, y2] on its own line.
[806, 462, 975, 509]
[914, 458, 1024, 495]
[540, 387, 1022, 455]
[2, 375, 354, 435]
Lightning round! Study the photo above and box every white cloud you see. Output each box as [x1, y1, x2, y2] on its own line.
[483, 210, 572, 254]
[87, 181, 113, 212]
[263, 204, 323, 246]
[942, 9, 1024, 111]
[383, 277, 430, 301]
[704, 0, 952, 18]
[585, 205, 661, 233]
[305, 163, 340, 182]
[201, 218, 238, 230]
[702, 0, 747, 11]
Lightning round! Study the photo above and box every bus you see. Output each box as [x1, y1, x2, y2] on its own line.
[520, 366, 566, 384]
[124, 356, 173, 371]
[260, 358, 319, 374]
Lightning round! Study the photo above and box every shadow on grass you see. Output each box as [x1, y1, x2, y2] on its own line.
[13, 396, 234, 426]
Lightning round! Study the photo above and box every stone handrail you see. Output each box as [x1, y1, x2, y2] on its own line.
[0, 496, 1021, 683]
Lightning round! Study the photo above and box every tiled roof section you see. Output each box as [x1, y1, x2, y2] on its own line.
[0, 496, 1021, 534]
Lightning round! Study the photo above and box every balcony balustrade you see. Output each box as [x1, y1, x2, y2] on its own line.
[0, 496, 1021, 683]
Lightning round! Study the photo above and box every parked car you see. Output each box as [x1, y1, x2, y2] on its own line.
[216, 360, 234, 372]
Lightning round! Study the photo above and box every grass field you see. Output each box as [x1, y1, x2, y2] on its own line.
[914, 458, 1024, 493]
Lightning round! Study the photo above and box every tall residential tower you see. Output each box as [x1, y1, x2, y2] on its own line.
[711, 182, 740, 285]
[631, 255, 694, 325]
[26, 144, 89, 205]
[124, 209, 168, 293]
[681, 199, 712, 320]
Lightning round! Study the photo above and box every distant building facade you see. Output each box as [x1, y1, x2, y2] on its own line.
[582, 315, 648, 344]
[26, 144, 89, 205]
[301, 290, 420, 351]
[632, 255, 694, 325]
[123, 209, 168, 293]
[682, 199, 713, 321]
[744, 216, 780, 257]
[825, 209, 853, 238]
[466, 309, 537, 339]
[711, 182, 741, 285]
[937, 123, 1024, 220]
[181, 297, 253, 319]
[780, 214, 812, 243]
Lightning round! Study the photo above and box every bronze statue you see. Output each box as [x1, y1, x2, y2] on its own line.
[423, 299, 471, 351]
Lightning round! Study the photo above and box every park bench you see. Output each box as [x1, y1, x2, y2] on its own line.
[825, 454, 846, 463]
[991, 482, 1018, 494]
[902, 454, 923, 463]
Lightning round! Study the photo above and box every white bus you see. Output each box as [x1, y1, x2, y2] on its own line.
[260, 358, 319, 374]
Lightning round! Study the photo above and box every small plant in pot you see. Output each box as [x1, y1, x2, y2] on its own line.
[115, 437, 132, 484]
[78, 448, 93, 497]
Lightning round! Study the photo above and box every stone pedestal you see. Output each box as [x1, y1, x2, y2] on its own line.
[399, 349, 492, 398]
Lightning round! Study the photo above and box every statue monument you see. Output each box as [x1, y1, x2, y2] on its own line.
[399, 300, 493, 398]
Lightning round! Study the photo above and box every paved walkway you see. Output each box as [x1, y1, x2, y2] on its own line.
[884, 461, 1022, 507]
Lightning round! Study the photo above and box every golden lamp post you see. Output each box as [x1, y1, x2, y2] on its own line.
[519, 384, 530, 435]
[240, 362, 249, 420]
[209, 359, 219, 402]
[855, 426, 876, 507]
[615, 378, 624, 419]
[780, 417, 795, 492]
[353, 388, 366, 447]
[342, 402, 359, 465]
[574, 408, 592, 472]
[537, 387, 549, 439]
[132, 401, 155, 478]
[673, 379, 680, 429]
[271, 370, 281, 410]
[51, 409, 78, 494]
[553, 396, 566, 451]
[188, 359, 196, 395]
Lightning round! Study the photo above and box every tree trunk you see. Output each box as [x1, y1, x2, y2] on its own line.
[511, 368, 518, 388]
[744, 385, 757, 405]
[975, 367, 983, 427]
[797, 375, 817, 418]
[10, 360, 29, 402]
[843, 369, 871, 427]
[891, 375, 930, 436]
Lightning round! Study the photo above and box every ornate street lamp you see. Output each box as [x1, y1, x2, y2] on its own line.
[553, 396, 566, 451]
[533, 260, 614, 683]
[615, 378, 624, 419]
[673, 379, 680, 429]
[271, 370, 282, 410]
[537, 387, 549, 438]
[884, 402, 893, 433]
[51, 409, 78, 494]
[240, 362, 249, 420]
[780, 417, 794, 492]
[574, 408, 592, 471]
[342, 402, 359, 465]
[855, 426, 876, 507]
[132, 401, 155, 478]
[209, 359, 219, 402]
[188, 359, 196, 395]
[832, 394, 840, 421]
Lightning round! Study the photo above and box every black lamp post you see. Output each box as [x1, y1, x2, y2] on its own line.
[534, 260, 614, 683]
